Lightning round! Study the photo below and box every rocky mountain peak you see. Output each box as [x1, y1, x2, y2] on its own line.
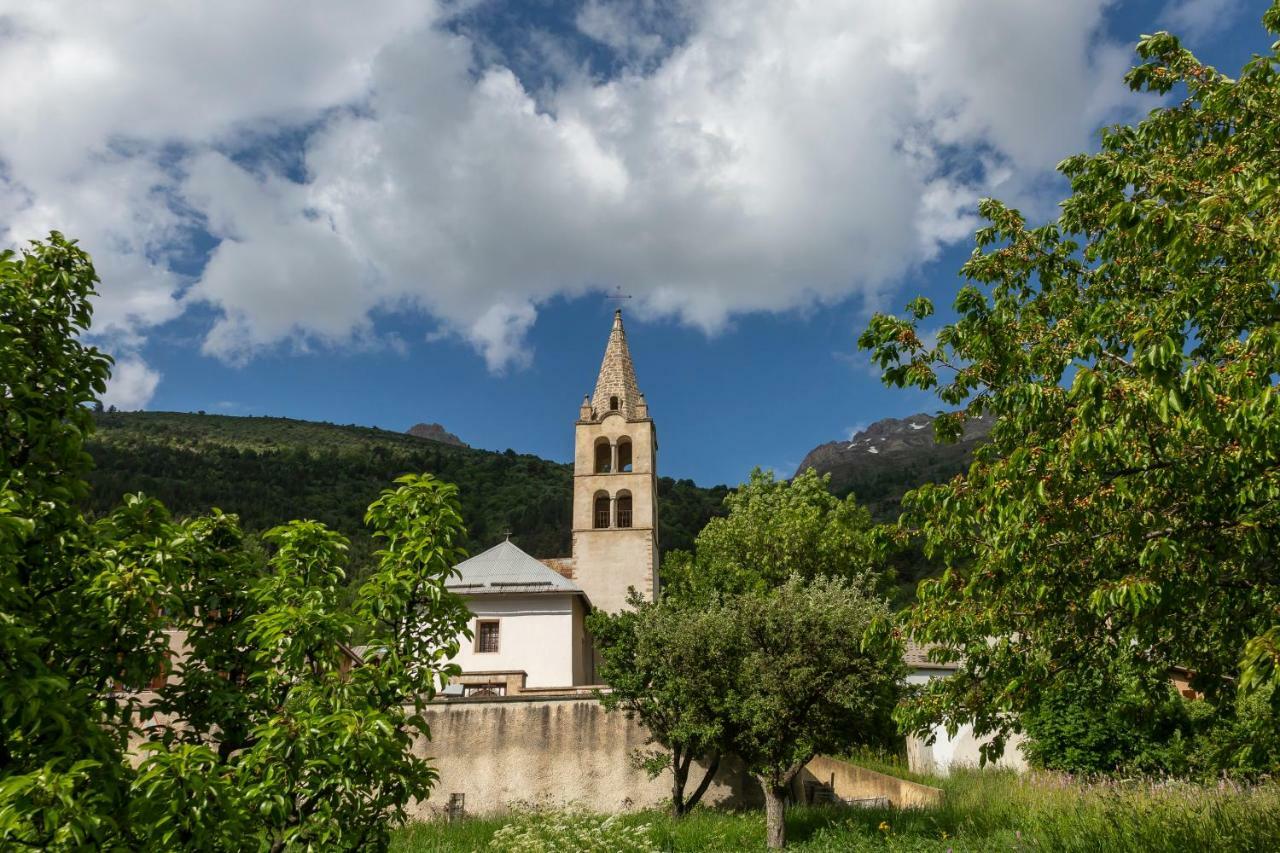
[405, 422, 468, 448]
[795, 412, 992, 518]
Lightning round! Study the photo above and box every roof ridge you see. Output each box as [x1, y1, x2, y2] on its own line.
[449, 538, 584, 596]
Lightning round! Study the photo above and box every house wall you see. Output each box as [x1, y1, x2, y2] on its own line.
[906, 725, 1028, 777]
[904, 669, 1028, 776]
[452, 594, 579, 688]
[412, 695, 759, 816]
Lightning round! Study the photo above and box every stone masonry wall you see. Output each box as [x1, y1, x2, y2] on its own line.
[410, 696, 946, 818]
[411, 695, 758, 817]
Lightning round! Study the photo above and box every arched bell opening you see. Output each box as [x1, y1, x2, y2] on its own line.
[616, 490, 633, 529]
[593, 491, 611, 529]
[594, 437, 612, 474]
[617, 437, 633, 473]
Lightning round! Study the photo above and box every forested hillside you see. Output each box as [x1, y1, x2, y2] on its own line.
[86, 411, 979, 598]
[85, 412, 730, 581]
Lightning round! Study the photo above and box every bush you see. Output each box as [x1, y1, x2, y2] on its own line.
[1020, 656, 1199, 775]
[1021, 652, 1280, 780]
[1189, 685, 1280, 780]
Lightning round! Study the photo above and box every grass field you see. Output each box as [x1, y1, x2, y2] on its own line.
[390, 769, 1280, 851]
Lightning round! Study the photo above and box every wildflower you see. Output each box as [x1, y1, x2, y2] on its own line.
[878, 821, 890, 833]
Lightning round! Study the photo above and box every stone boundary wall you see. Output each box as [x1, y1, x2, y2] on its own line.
[411, 694, 760, 817]
[412, 696, 947, 818]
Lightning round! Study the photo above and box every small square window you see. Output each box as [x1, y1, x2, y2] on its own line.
[476, 620, 500, 653]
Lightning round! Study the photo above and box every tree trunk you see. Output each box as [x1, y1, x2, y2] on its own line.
[670, 749, 690, 816]
[761, 780, 788, 849]
[683, 751, 721, 813]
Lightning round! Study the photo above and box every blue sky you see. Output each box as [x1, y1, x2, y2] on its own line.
[0, 1, 1271, 485]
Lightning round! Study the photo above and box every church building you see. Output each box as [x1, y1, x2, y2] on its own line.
[443, 310, 658, 695]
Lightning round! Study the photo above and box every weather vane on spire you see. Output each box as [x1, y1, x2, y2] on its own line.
[605, 285, 631, 304]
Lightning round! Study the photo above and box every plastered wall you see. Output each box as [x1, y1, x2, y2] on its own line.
[411, 695, 759, 816]
[451, 594, 581, 688]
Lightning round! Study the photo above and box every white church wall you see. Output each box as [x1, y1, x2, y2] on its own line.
[452, 594, 579, 688]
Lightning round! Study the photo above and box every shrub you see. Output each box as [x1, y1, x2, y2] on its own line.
[1020, 655, 1198, 775]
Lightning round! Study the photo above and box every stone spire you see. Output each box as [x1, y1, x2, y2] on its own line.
[590, 309, 643, 420]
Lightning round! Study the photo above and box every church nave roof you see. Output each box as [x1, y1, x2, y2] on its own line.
[447, 539, 585, 597]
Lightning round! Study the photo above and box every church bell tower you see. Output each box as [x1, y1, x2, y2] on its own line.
[571, 310, 659, 612]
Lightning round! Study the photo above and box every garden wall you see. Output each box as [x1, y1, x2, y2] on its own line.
[413, 695, 950, 817]
[411, 694, 760, 817]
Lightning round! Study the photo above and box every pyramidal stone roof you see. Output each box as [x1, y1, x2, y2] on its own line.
[446, 539, 584, 596]
[591, 309, 643, 420]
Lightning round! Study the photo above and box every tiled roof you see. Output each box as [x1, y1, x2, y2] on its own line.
[904, 640, 961, 670]
[539, 557, 576, 580]
[447, 540, 585, 597]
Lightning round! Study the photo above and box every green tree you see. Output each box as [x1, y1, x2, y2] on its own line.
[663, 467, 879, 598]
[587, 593, 737, 816]
[0, 233, 127, 847]
[724, 576, 902, 849]
[1019, 650, 1198, 776]
[0, 234, 472, 850]
[859, 7, 1280, 757]
[593, 469, 901, 846]
[1189, 683, 1280, 779]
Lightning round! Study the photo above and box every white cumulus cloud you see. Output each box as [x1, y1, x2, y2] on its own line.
[1162, 0, 1246, 40]
[0, 0, 1149, 373]
[101, 355, 161, 410]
